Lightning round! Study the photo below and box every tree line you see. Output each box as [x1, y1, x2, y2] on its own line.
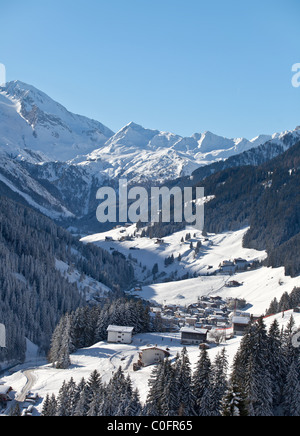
[266, 287, 300, 316]
[48, 298, 157, 369]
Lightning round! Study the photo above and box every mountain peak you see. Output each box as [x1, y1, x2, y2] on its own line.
[0, 80, 114, 162]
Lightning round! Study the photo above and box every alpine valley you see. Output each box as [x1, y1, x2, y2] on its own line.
[1, 81, 300, 417]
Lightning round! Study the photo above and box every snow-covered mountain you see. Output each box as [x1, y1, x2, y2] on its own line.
[72, 122, 276, 183]
[0, 80, 114, 162]
[0, 80, 300, 230]
[1, 80, 299, 185]
[0, 80, 289, 183]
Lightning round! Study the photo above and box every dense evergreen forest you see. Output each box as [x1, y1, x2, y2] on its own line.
[0, 196, 134, 364]
[40, 317, 300, 417]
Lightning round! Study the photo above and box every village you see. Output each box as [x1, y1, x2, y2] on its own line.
[105, 293, 257, 372]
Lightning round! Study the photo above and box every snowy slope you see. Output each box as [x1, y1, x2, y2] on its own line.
[0, 156, 75, 220]
[82, 226, 300, 315]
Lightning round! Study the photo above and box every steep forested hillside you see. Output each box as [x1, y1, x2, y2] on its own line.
[0, 196, 134, 364]
[144, 141, 300, 278]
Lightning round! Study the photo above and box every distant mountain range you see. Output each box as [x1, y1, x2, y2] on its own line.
[0, 80, 300, 232]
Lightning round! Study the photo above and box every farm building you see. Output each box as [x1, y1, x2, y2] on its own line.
[107, 325, 134, 344]
[180, 327, 208, 345]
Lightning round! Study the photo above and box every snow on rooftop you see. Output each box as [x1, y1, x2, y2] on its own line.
[232, 316, 251, 325]
[180, 327, 208, 334]
[107, 325, 134, 333]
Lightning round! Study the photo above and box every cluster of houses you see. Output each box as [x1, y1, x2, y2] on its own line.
[219, 258, 251, 275]
[150, 295, 250, 335]
[106, 296, 256, 370]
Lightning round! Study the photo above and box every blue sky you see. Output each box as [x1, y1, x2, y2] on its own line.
[1, 0, 300, 139]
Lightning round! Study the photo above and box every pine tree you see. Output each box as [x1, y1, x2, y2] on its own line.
[221, 381, 248, 417]
[146, 360, 167, 415]
[283, 359, 300, 416]
[192, 348, 211, 415]
[56, 381, 71, 416]
[9, 402, 22, 416]
[244, 319, 273, 416]
[160, 358, 180, 416]
[125, 389, 142, 417]
[74, 388, 87, 417]
[209, 349, 228, 416]
[175, 348, 195, 416]
[41, 394, 51, 416]
[268, 319, 285, 409]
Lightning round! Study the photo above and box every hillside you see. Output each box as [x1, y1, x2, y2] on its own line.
[199, 141, 300, 276]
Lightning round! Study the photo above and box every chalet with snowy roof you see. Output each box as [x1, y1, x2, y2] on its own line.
[234, 258, 249, 271]
[219, 260, 236, 275]
[107, 325, 134, 344]
[137, 347, 170, 368]
[180, 327, 208, 345]
[232, 316, 251, 335]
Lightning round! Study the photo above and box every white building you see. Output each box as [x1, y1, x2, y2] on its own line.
[107, 325, 134, 344]
[138, 347, 170, 367]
